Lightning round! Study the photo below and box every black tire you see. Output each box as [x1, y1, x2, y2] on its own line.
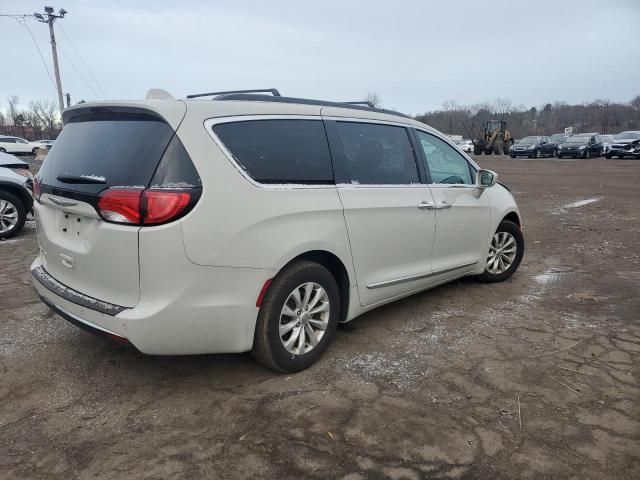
[252, 260, 340, 373]
[0, 190, 27, 240]
[557, 154, 563, 159]
[535, 149, 541, 159]
[31, 147, 39, 155]
[477, 220, 525, 283]
[552, 148, 558, 157]
[510, 155, 516, 159]
[0, 148, 6, 153]
[585, 150, 591, 159]
[605, 154, 612, 159]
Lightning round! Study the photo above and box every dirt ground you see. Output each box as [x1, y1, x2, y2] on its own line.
[1, 155, 639, 479]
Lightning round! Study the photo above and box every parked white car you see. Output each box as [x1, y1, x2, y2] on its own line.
[0, 136, 42, 155]
[31, 89, 524, 372]
[34, 139, 55, 149]
[458, 139, 474, 153]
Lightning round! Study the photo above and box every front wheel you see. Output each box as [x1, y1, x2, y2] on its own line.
[585, 150, 591, 159]
[0, 148, 6, 153]
[0, 191, 27, 239]
[477, 220, 525, 283]
[535, 149, 541, 158]
[31, 147, 39, 155]
[252, 260, 340, 373]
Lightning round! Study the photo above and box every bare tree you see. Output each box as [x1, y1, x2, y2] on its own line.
[32, 100, 60, 138]
[630, 95, 640, 111]
[492, 98, 513, 116]
[365, 92, 381, 108]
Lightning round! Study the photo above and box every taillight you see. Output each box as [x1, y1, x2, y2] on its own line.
[98, 188, 143, 224]
[143, 190, 191, 225]
[97, 188, 194, 225]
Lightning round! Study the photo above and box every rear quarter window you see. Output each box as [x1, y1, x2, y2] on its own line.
[212, 119, 333, 185]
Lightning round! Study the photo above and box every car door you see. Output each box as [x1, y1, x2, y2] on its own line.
[0, 138, 16, 153]
[323, 118, 437, 307]
[14, 138, 30, 153]
[414, 129, 491, 274]
[592, 135, 601, 155]
[541, 136, 553, 155]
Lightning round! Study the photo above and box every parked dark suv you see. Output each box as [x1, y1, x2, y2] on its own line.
[606, 131, 640, 159]
[509, 136, 556, 158]
[557, 134, 602, 158]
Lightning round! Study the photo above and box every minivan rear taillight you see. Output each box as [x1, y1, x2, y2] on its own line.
[97, 188, 196, 226]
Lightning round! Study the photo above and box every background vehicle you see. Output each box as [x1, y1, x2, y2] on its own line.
[557, 134, 602, 158]
[0, 136, 41, 155]
[473, 120, 513, 155]
[606, 131, 640, 159]
[457, 139, 473, 153]
[599, 134, 614, 155]
[0, 152, 33, 239]
[509, 136, 556, 158]
[34, 139, 55, 150]
[31, 90, 523, 373]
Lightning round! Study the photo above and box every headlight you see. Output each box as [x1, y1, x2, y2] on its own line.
[578, 146, 586, 150]
[10, 168, 33, 180]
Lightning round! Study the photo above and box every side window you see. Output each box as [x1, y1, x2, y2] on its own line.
[331, 122, 420, 185]
[16, 138, 27, 144]
[2, 138, 16, 144]
[212, 120, 333, 185]
[415, 131, 473, 185]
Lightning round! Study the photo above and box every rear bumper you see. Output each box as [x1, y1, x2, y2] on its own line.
[31, 255, 275, 355]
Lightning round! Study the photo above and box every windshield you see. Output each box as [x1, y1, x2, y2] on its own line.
[517, 137, 541, 145]
[566, 136, 590, 143]
[613, 132, 640, 140]
[549, 134, 566, 142]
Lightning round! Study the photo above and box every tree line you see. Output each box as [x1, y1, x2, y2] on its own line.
[0, 96, 62, 140]
[2, 93, 640, 142]
[415, 96, 640, 139]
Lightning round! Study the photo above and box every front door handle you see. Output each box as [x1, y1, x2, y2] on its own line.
[436, 201, 452, 209]
[417, 201, 436, 210]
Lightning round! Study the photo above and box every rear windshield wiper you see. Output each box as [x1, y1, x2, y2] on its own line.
[56, 174, 107, 184]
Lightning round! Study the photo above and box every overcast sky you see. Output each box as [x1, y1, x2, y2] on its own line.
[1, 0, 639, 115]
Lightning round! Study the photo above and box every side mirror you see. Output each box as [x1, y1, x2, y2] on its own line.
[476, 169, 498, 188]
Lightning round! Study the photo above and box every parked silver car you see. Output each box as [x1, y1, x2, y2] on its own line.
[0, 152, 33, 238]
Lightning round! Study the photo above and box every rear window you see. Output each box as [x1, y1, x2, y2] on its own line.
[41, 111, 177, 194]
[212, 119, 333, 184]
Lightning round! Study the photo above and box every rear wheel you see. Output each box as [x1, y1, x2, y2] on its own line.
[0, 148, 6, 153]
[31, 147, 39, 155]
[252, 260, 340, 373]
[585, 150, 591, 159]
[552, 148, 558, 157]
[477, 220, 524, 283]
[0, 191, 27, 239]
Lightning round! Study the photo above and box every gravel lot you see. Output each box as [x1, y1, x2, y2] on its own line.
[1, 155, 639, 479]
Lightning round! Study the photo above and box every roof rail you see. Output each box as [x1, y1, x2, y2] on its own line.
[341, 101, 375, 108]
[186, 88, 281, 99]
[211, 93, 411, 119]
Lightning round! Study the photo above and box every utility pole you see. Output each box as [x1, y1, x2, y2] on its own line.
[34, 6, 67, 118]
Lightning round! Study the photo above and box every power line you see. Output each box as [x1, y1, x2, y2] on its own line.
[57, 23, 107, 98]
[14, 18, 57, 91]
[58, 44, 100, 99]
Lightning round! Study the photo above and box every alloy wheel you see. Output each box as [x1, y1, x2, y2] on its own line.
[0, 199, 19, 234]
[279, 282, 330, 355]
[486, 232, 517, 274]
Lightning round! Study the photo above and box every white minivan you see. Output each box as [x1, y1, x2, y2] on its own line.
[31, 90, 524, 372]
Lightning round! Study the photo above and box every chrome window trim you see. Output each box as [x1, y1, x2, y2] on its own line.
[366, 260, 478, 289]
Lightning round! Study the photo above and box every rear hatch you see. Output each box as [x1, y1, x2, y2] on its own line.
[34, 104, 196, 307]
